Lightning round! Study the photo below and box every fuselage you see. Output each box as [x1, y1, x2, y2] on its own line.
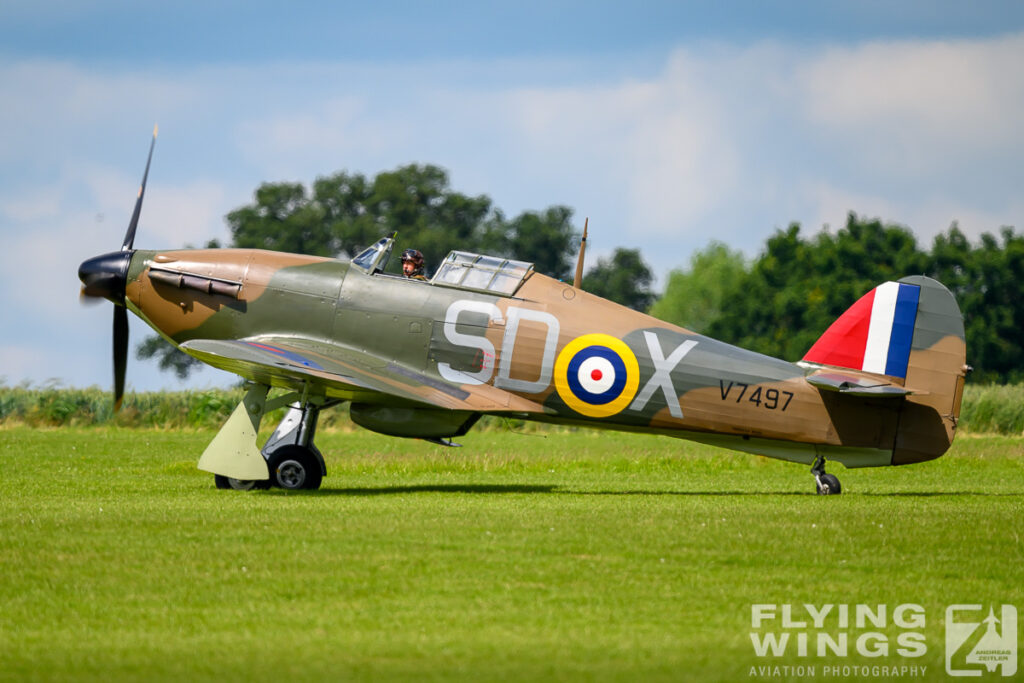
[120, 247, 956, 469]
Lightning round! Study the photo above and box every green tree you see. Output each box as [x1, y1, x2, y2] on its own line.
[139, 164, 581, 377]
[223, 165, 578, 277]
[490, 207, 579, 279]
[227, 182, 335, 256]
[229, 166, 494, 270]
[931, 225, 1024, 382]
[581, 248, 655, 312]
[707, 214, 927, 361]
[136, 335, 203, 379]
[649, 241, 746, 332]
[693, 214, 1024, 380]
[334, 165, 495, 271]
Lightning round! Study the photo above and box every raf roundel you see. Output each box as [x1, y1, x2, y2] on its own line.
[554, 334, 640, 418]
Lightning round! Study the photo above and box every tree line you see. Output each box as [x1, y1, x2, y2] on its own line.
[653, 216, 1024, 383]
[139, 164, 1022, 383]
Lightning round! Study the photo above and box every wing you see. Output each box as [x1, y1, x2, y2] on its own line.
[179, 336, 549, 414]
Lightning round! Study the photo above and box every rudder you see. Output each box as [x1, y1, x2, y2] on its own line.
[891, 275, 967, 463]
[802, 276, 967, 464]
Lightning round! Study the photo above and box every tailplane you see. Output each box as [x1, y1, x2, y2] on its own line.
[802, 276, 967, 464]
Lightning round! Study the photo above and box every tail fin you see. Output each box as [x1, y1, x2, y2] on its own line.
[803, 276, 967, 464]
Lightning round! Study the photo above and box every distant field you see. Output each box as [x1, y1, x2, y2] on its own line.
[1, 427, 1022, 682]
[3, 382, 1024, 434]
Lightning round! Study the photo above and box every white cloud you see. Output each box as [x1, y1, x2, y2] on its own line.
[0, 161, 227, 323]
[0, 344, 50, 385]
[494, 67, 738, 237]
[0, 183, 64, 222]
[0, 61, 199, 166]
[1, 34, 1022, 387]
[236, 96, 395, 178]
[798, 33, 1024, 175]
[803, 34, 1024, 141]
[799, 179, 1024, 254]
[144, 180, 228, 249]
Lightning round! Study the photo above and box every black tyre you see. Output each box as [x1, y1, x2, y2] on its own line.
[816, 473, 842, 495]
[214, 474, 269, 491]
[268, 446, 322, 491]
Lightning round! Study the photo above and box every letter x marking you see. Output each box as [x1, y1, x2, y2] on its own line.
[629, 331, 698, 419]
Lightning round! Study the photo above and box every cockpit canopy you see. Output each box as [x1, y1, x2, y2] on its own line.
[431, 251, 533, 295]
[351, 235, 395, 274]
[350, 236, 533, 296]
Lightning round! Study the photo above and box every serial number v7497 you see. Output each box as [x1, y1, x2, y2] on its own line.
[718, 380, 794, 411]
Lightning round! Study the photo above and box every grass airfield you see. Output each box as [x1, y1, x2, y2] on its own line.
[1, 426, 1022, 682]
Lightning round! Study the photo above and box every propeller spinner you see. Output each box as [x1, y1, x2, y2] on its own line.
[78, 125, 157, 410]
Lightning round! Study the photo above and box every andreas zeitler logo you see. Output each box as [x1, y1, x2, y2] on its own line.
[946, 605, 1017, 677]
[748, 603, 1018, 678]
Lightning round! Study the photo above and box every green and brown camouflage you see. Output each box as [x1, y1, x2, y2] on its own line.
[78, 132, 965, 493]
[83, 233, 966, 492]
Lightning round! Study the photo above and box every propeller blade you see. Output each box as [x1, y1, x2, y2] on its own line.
[113, 305, 129, 411]
[121, 124, 158, 251]
[79, 286, 103, 306]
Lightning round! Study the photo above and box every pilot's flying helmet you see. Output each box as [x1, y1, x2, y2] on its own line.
[401, 249, 424, 266]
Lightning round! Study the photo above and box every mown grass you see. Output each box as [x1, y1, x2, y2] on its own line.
[1, 426, 1021, 682]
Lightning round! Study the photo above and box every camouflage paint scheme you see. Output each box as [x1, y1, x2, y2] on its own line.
[117, 235, 967, 480]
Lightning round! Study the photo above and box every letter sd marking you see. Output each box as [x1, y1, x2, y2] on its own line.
[554, 334, 640, 418]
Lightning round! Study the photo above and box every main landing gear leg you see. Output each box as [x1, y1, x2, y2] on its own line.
[204, 385, 334, 492]
[811, 453, 842, 495]
[261, 401, 328, 491]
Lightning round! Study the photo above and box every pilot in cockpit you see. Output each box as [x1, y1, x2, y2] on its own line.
[401, 249, 428, 281]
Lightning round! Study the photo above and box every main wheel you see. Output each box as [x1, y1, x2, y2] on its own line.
[214, 475, 269, 491]
[268, 446, 322, 491]
[816, 473, 842, 495]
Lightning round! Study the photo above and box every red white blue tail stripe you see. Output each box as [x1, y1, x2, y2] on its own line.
[803, 281, 921, 379]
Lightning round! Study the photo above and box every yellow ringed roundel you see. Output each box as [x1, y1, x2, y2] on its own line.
[553, 333, 640, 418]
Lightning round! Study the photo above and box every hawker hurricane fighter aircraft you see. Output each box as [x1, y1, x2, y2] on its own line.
[79, 132, 968, 494]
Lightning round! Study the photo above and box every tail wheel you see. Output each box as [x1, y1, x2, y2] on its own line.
[816, 473, 842, 495]
[268, 446, 322, 491]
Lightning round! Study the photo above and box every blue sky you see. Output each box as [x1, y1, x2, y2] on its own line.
[2, 1, 1023, 392]
[3, 2, 1022, 62]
